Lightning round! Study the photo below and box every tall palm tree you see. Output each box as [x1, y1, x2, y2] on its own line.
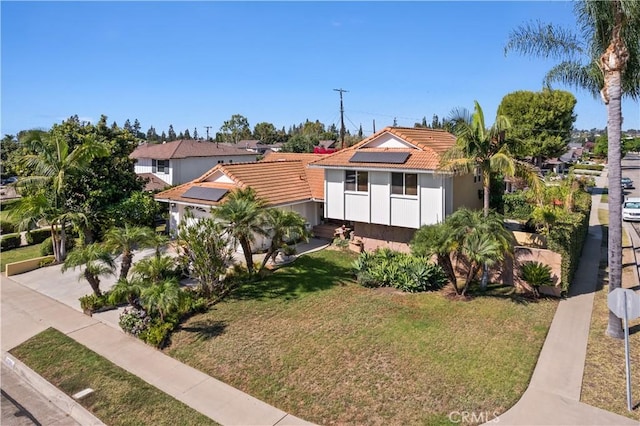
[259, 208, 310, 271]
[505, 0, 640, 338]
[15, 130, 108, 261]
[61, 243, 115, 297]
[103, 225, 156, 281]
[213, 187, 267, 275]
[440, 101, 541, 217]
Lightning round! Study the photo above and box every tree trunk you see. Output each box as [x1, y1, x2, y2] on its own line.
[59, 223, 68, 261]
[239, 237, 254, 274]
[85, 270, 102, 297]
[51, 224, 61, 263]
[120, 252, 133, 281]
[602, 15, 627, 339]
[437, 254, 457, 291]
[483, 171, 491, 217]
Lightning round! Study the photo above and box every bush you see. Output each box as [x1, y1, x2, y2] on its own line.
[141, 319, 177, 348]
[0, 220, 16, 234]
[547, 206, 590, 293]
[40, 236, 75, 256]
[79, 293, 114, 313]
[571, 164, 604, 171]
[25, 228, 50, 245]
[119, 307, 152, 337]
[503, 191, 534, 220]
[352, 249, 446, 292]
[519, 261, 553, 297]
[1, 233, 21, 251]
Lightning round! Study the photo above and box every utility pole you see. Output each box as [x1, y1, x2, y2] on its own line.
[334, 88, 348, 149]
[204, 126, 212, 141]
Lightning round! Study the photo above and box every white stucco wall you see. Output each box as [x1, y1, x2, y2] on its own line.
[173, 155, 255, 184]
[134, 158, 172, 185]
[325, 169, 345, 220]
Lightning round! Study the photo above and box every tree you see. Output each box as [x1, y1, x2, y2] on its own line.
[176, 213, 236, 298]
[505, 0, 640, 339]
[281, 134, 318, 153]
[259, 208, 310, 272]
[103, 225, 156, 281]
[61, 243, 115, 296]
[193, 128, 199, 140]
[213, 187, 267, 275]
[184, 128, 191, 139]
[108, 277, 149, 307]
[146, 126, 159, 142]
[219, 114, 251, 144]
[439, 101, 541, 217]
[106, 191, 161, 229]
[16, 128, 109, 261]
[498, 89, 577, 164]
[410, 222, 457, 287]
[1, 134, 19, 177]
[253, 122, 278, 144]
[131, 254, 176, 284]
[140, 278, 182, 322]
[168, 125, 177, 141]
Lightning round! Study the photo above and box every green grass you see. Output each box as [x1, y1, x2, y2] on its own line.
[0, 198, 18, 222]
[167, 248, 558, 425]
[10, 328, 218, 426]
[1, 244, 42, 271]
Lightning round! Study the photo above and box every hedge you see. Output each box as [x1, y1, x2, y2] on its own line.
[503, 192, 534, 220]
[1, 233, 22, 251]
[571, 164, 604, 171]
[40, 236, 76, 256]
[547, 197, 591, 293]
[0, 220, 16, 234]
[25, 228, 50, 245]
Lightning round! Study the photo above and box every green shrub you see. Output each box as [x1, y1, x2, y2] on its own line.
[39, 236, 75, 256]
[1, 233, 21, 251]
[119, 307, 151, 337]
[571, 164, 604, 171]
[503, 191, 534, 220]
[141, 319, 177, 348]
[79, 293, 111, 313]
[0, 220, 16, 234]
[25, 228, 50, 245]
[352, 249, 446, 292]
[519, 261, 553, 297]
[332, 238, 349, 248]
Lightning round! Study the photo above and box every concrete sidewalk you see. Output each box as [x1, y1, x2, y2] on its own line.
[493, 171, 638, 425]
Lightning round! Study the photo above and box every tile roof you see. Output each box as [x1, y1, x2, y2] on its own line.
[130, 139, 257, 160]
[155, 155, 326, 207]
[310, 126, 456, 170]
[138, 173, 170, 192]
[261, 152, 325, 200]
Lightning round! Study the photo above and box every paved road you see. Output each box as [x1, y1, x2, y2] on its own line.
[1, 363, 80, 426]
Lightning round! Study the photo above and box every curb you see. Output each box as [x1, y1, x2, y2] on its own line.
[2, 351, 106, 426]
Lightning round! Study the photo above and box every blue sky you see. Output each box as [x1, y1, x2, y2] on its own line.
[2, 1, 639, 139]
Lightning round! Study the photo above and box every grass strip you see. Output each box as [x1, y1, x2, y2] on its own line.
[1, 244, 42, 271]
[10, 328, 218, 426]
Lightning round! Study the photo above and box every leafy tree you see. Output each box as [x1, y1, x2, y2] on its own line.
[176, 213, 236, 298]
[106, 191, 161, 229]
[1, 134, 19, 177]
[61, 243, 115, 296]
[259, 208, 310, 271]
[498, 89, 577, 164]
[133, 119, 143, 139]
[184, 128, 191, 139]
[253, 122, 278, 144]
[505, 0, 640, 339]
[440, 101, 541, 217]
[219, 114, 251, 144]
[281, 134, 318, 153]
[146, 126, 159, 142]
[213, 187, 267, 275]
[103, 225, 156, 281]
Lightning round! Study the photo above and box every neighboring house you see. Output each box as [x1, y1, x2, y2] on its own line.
[154, 153, 326, 251]
[309, 126, 482, 252]
[130, 139, 257, 190]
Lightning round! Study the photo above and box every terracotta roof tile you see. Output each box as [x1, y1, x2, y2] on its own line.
[155, 156, 326, 207]
[138, 173, 170, 191]
[311, 126, 455, 170]
[130, 140, 257, 160]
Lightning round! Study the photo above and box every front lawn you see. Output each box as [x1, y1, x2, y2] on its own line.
[1, 244, 42, 271]
[167, 249, 558, 425]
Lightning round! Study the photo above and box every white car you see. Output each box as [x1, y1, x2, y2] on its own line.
[622, 197, 640, 222]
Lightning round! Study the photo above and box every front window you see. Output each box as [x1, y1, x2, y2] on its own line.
[345, 170, 368, 192]
[392, 172, 417, 195]
[152, 159, 169, 174]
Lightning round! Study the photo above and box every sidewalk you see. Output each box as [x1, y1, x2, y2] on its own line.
[492, 171, 638, 425]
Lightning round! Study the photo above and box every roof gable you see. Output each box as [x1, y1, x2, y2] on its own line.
[130, 140, 257, 160]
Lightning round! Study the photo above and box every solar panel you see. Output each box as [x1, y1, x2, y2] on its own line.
[182, 187, 228, 202]
[349, 151, 410, 164]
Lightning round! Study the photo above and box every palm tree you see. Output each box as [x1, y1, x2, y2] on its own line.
[140, 278, 182, 322]
[505, 0, 640, 338]
[131, 254, 176, 285]
[61, 243, 115, 296]
[213, 187, 267, 275]
[440, 101, 541, 217]
[259, 208, 310, 271]
[108, 277, 149, 307]
[447, 208, 515, 293]
[103, 225, 156, 281]
[15, 130, 108, 261]
[410, 222, 457, 289]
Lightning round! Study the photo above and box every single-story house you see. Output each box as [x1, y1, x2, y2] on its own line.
[154, 153, 326, 251]
[309, 126, 482, 252]
[130, 139, 258, 190]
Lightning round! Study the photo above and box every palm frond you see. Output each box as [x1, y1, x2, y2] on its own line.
[505, 20, 584, 60]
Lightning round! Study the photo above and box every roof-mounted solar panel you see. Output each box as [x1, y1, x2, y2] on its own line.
[182, 187, 228, 202]
[348, 151, 410, 164]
